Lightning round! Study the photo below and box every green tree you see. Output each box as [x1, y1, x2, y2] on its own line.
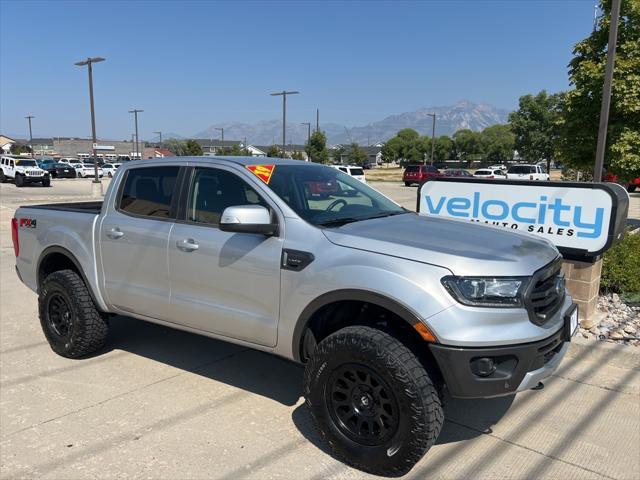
[381, 137, 401, 165]
[480, 124, 516, 162]
[184, 139, 203, 156]
[347, 143, 368, 166]
[305, 130, 329, 163]
[431, 135, 455, 162]
[559, 0, 640, 178]
[266, 144, 281, 157]
[509, 91, 564, 170]
[453, 129, 483, 162]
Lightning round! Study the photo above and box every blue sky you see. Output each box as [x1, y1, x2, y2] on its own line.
[1, 0, 595, 140]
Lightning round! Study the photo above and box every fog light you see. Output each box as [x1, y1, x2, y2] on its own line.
[471, 357, 497, 377]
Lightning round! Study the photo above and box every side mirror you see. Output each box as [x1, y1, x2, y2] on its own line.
[219, 205, 278, 236]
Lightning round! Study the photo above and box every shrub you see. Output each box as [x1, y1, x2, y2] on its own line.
[600, 230, 640, 295]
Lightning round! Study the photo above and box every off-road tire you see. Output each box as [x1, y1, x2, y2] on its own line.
[0, 170, 5, 183]
[15, 174, 24, 187]
[38, 269, 108, 358]
[42, 178, 51, 187]
[304, 326, 443, 477]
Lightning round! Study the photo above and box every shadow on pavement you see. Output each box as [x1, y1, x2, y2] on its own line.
[106, 315, 303, 406]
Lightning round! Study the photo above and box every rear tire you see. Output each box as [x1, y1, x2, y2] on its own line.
[0, 170, 5, 183]
[404, 182, 411, 187]
[304, 326, 443, 477]
[38, 269, 108, 358]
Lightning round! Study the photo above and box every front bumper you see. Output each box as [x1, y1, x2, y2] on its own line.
[430, 310, 573, 398]
[22, 175, 47, 183]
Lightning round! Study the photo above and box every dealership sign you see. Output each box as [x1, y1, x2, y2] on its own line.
[417, 178, 629, 259]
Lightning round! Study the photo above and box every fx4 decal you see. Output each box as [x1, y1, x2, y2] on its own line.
[19, 218, 37, 228]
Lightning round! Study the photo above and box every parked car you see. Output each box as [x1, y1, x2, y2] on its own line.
[37, 159, 77, 179]
[626, 176, 640, 193]
[403, 164, 440, 186]
[441, 168, 473, 178]
[76, 163, 104, 178]
[101, 163, 121, 178]
[474, 168, 507, 179]
[0, 156, 50, 186]
[13, 157, 575, 476]
[506, 164, 550, 181]
[330, 164, 367, 183]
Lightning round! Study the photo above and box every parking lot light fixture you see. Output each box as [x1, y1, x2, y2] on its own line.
[153, 131, 162, 149]
[24, 116, 35, 158]
[270, 90, 299, 157]
[74, 56, 105, 185]
[128, 110, 143, 160]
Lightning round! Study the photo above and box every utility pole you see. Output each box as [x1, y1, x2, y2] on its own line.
[24, 115, 35, 157]
[131, 134, 135, 159]
[74, 56, 105, 189]
[215, 127, 224, 143]
[594, 0, 621, 182]
[128, 109, 143, 160]
[270, 90, 299, 157]
[426, 113, 436, 165]
[301, 122, 311, 144]
[153, 131, 162, 149]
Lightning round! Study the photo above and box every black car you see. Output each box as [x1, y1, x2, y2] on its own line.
[39, 160, 76, 178]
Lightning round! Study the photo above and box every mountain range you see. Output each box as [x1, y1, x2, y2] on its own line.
[192, 100, 510, 146]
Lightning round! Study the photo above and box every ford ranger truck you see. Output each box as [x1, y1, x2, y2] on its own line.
[13, 157, 577, 476]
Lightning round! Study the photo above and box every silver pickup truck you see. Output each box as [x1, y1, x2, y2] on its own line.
[13, 157, 577, 476]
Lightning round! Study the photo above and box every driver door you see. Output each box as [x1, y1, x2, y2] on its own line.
[168, 166, 283, 347]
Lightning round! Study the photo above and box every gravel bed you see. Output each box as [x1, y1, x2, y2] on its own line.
[578, 293, 640, 346]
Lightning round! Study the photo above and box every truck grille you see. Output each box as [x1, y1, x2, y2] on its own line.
[27, 170, 42, 176]
[525, 258, 565, 326]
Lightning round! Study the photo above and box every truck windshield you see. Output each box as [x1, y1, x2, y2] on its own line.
[15, 160, 37, 166]
[263, 164, 406, 227]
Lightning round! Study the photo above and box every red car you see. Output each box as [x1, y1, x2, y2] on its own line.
[306, 179, 339, 199]
[626, 176, 640, 193]
[603, 172, 639, 192]
[403, 165, 441, 186]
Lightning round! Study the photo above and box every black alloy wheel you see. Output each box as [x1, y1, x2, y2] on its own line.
[46, 293, 73, 338]
[326, 363, 399, 446]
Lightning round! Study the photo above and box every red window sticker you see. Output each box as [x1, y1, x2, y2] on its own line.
[246, 164, 275, 184]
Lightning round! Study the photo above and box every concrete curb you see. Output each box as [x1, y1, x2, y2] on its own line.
[567, 336, 640, 371]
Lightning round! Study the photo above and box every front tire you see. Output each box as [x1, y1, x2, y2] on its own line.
[304, 326, 443, 477]
[15, 174, 25, 187]
[38, 269, 109, 358]
[42, 177, 51, 187]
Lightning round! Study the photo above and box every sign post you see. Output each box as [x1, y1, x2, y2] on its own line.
[417, 178, 629, 325]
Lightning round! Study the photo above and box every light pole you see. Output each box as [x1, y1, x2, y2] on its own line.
[24, 116, 34, 157]
[74, 56, 105, 186]
[301, 122, 311, 145]
[426, 113, 436, 165]
[153, 131, 162, 149]
[594, 0, 621, 182]
[270, 90, 299, 157]
[215, 127, 224, 143]
[128, 109, 143, 160]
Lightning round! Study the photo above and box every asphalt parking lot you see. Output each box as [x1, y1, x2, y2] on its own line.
[1, 178, 639, 479]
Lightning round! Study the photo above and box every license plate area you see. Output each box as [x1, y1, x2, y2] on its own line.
[564, 304, 579, 341]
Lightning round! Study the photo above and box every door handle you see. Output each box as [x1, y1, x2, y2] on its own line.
[106, 227, 124, 239]
[176, 238, 199, 252]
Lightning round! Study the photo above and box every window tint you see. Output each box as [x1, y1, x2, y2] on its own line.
[405, 166, 419, 172]
[424, 166, 439, 173]
[349, 168, 364, 176]
[119, 166, 179, 218]
[187, 168, 267, 225]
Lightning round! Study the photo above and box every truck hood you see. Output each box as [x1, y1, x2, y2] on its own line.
[322, 213, 558, 276]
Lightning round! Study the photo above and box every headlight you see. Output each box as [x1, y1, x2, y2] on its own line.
[441, 276, 529, 307]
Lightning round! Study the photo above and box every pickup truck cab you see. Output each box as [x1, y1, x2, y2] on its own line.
[0, 156, 50, 186]
[13, 157, 576, 476]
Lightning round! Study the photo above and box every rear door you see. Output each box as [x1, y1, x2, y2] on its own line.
[167, 165, 283, 347]
[99, 165, 182, 320]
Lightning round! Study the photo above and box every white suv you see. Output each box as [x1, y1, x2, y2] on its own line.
[331, 165, 367, 183]
[76, 163, 104, 178]
[506, 164, 549, 181]
[0, 156, 50, 187]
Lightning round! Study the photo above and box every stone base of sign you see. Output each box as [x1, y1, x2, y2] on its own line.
[91, 181, 103, 198]
[561, 258, 603, 329]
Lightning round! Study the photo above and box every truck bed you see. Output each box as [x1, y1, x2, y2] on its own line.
[20, 201, 103, 214]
